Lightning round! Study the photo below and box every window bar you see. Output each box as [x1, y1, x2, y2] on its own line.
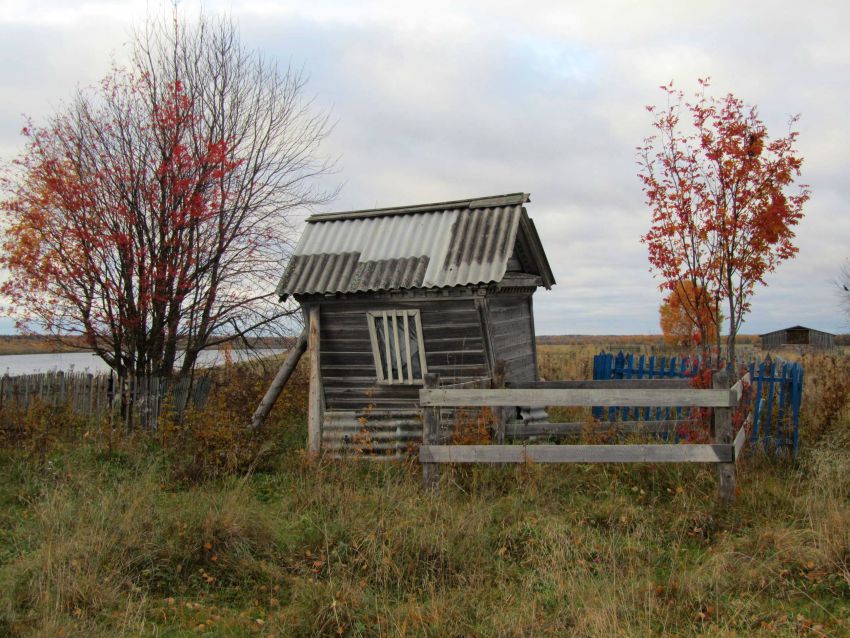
[392, 312, 404, 383]
[367, 313, 384, 382]
[382, 311, 392, 384]
[414, 312, 428, 376]
[403, 311, 413, 383]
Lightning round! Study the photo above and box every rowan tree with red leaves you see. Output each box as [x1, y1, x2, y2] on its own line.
[639, 79, 810, 365]
[1, 13, 333, 379]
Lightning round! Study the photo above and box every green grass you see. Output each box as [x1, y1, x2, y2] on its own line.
[0, 429, 848, 637]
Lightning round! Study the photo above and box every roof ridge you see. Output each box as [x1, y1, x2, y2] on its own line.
[306, 192, 530, 223]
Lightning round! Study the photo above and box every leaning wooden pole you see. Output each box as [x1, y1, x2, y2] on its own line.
[249, 329, 308, 430]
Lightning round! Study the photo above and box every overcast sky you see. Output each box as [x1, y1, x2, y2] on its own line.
[0, 0, 847, 335]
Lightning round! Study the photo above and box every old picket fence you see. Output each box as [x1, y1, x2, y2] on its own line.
[0, 370, 212, 430]
[592, 352, 804, 455]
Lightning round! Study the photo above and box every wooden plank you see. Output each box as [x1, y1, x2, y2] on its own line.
[425, 363, 487, 376]
[492, 363, 506, 444]
[776, 364, 788, 449]
[403, 312, 413, 384]
[733, 425, 746, 460]
[381, 311, 392, 383]
[421, 373, 441, 490]
[324, 386, 420, 398]
[492, 322, 533, 340]
[507, 379, 692, 390]
[420, 325, 482, 340]
[527, 296, 539, 382]
[307, 306, 324, 455]
[474, 296, 497, 378]
[391, 313, 403, 383]
[488, 304, 530, 322]
[320, 299, 476, 316]
[424, 351, 487, 367]
[729, 372, 751, 405]
[419, 443, 733, 464]
[419, 387, 734, 408]
[764, 360, 776, 449]
[413, 310, 429, 378]
[325, 397, 420, 410]
[713, 370, 736, 502]
[505, 419, 683, 437]
[494, 340, 535, 362]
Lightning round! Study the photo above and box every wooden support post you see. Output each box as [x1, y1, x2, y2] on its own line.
[250, 329, 308, 430]
[713, 369, 736, 503]
[491, 361, 506, 444]
[421, 373, 441, 490]
[307, 306, 324, 456]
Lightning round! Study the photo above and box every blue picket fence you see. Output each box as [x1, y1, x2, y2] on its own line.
[592, 352, 804, 455]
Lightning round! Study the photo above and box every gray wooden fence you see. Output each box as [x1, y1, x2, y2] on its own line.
[0, 371, 212, 430]
[420, 370, 749, 502]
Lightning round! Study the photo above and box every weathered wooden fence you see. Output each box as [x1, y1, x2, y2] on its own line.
[0, 371, 212, 430]
[592, 352, 803, 455]
[420, 370, 749, 502]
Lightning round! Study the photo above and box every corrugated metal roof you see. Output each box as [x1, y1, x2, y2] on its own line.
[277, 192, 555, 298]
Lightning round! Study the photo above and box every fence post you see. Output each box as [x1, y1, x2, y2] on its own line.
[307, 305, 324, 456]
[713, 369, 736, 503]
[491, 361, 506, 444]
[421, 372, 441, 491]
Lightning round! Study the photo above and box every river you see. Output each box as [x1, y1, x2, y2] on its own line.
[0, 349, 283, 376]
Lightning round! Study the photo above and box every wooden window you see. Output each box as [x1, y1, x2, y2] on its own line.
[366, 310, 428, 384]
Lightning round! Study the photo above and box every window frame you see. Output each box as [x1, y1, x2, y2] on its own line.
[366, 309, 428, 385]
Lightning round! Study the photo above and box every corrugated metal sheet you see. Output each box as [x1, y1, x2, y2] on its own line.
[277, 193, 535, 298]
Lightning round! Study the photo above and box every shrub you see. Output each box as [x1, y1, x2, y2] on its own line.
[159, 359, 308, 483]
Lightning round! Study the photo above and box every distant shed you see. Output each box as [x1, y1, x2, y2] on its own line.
[760, 325, 835, 350]
[275, 192, 555, 457]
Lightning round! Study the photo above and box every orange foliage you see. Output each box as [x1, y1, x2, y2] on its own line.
[658, 280, 720, 348]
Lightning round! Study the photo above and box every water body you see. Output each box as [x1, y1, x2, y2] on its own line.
[0, 349, 283, 376]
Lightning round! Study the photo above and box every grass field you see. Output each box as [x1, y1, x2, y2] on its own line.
[0, 341, 848, 637]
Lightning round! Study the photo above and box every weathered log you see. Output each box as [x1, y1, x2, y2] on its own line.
[249, 329, 308, 430]
[307, 307, 324, 454]
[713, 369, 736, 502]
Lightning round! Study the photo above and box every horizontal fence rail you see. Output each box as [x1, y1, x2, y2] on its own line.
[420, 443, 734, 464]
[420, 387, 736, 408]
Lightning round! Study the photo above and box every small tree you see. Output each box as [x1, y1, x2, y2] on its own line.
[1, 11, 333, 379]
[659, 280, 720, 348]
[639, 79, 809, 364]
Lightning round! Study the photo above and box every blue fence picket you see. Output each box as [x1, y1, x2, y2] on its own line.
[763, 361, 776, 452]
[791, 365, 803, 455]
[776, 363, 788, 450]
[592, 351, 803, 456]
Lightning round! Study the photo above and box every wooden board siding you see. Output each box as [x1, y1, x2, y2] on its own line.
[762, 327, 835, 350]
[487, 295, 537, 384]
[317, 297, 487, 411]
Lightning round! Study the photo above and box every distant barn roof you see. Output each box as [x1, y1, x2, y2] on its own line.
[759, 325, 836, 337]
[276, 193, 555, 299]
